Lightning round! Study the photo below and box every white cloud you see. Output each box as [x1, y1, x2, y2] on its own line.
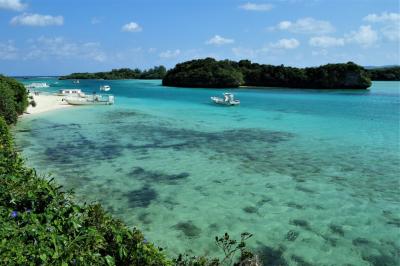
[91, 17, 101, 25]
[239, 2, 273, 11]
[232, 47, 258, 58]
[270, 38, 300, 49]
[121, 22, 142, 32]
[10, 13, 63, 26]
[273, 17, 335, 34]
[311, 49, 328, 57]
[159, 49, 181, 59]
[381, 24, 400, 41]
[309, 36, 345, 48]
[206, 35, 234, 46]
[346, 25, 378, 47]
[0, 0, 26, 11]
[0, 40, 18, 60]
[363, 12, 400, 23]
[363, 12, 400, 42]
[25, 37, 107, 62]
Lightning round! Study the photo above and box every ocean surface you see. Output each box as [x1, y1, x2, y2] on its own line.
[14, 78, 400, 265]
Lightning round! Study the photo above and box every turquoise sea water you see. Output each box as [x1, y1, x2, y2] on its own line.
[14, 78, 400, 265]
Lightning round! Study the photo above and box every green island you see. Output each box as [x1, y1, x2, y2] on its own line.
[59, 66, 167, 80]
[0, 75, 259, 265]
[367, 66, 400, 81]
[162, 58, 400, 89]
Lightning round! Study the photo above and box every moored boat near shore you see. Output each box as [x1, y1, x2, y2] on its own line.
[25, 82, 50, 89]
[211, 93, 240, 106]
[100, 85, 111, 91]
[57, 89, 85, 97]
[65, 94, 114, 105]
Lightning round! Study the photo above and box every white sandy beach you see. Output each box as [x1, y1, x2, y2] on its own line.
[24, 93, 73, 116]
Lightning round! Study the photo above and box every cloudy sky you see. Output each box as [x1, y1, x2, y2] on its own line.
[0, 0, 399, 75]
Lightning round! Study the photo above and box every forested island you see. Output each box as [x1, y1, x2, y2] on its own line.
[162, 58, 375, 89]
[60, 66, 167, 80]
[367, 66, 400, 81]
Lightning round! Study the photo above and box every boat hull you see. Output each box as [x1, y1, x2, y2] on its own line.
[211, 97, 240, 106]
[65, 99, 113, 105]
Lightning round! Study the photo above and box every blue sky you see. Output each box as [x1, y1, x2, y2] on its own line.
[0, 0, 399, 75]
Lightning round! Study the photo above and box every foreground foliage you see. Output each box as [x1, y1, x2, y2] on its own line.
[163, 58, 373, 89]
[60, 66, 167, 80]
[0, 75, 28, 124]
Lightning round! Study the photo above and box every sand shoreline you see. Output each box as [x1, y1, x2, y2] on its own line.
[23, 93, 74, 116]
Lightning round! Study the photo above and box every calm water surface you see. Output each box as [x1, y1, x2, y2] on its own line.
[14, 78, 400, 265]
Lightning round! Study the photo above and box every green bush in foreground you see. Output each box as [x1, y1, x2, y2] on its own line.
[0, 75, 28, 124]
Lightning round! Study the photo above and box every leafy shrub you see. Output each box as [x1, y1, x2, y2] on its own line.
[0, 75, 28, 115]
[0, 75, 28, 124]
[60, 66, 167, 80]
[0, 83, 18, 125]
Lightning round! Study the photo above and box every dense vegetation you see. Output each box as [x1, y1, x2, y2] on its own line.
[163, 58, 372, 89]
[0, 75, 28, 124]
[367, 66, 400, 81]
[162, 58, 244, 88]
[0, 76, 259, 265]
[60, 66, 167, 80]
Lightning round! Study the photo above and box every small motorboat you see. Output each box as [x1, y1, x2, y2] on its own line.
[25, 82, 50, 89]
[211, 93, 240, 106]
[65, 94, 114, 105]
[73, 80, 80, 84]
[100, 85, 111, 91]
[57, 89, 85, 97]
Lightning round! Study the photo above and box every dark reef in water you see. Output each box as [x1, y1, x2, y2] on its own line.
[130, 167, 190, 184]
[290, 219, 311, 230]
[285, 230, 299, 241]
[243, 206, 258, 213]
[172, 221, 202, 238]
[256, 244, 287, 266]
[329, 224, 345, 236]
[124, 185, 158, 208]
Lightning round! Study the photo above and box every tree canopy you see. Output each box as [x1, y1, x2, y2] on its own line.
[60, 66, 167, 80]
[163, 58, 244, 88]
[163, 58, 373, 89]
[0, 75, 28, 124]
[367, 66, 400, 81]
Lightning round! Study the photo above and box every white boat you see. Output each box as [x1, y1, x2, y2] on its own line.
[100, 85, 111, 91]
[65, 94, 114, 105]
[73, 80, 80, 84]
[211, 93, 240, 106]
[25, 82, 50, 89]
[57, 89, 85, 97]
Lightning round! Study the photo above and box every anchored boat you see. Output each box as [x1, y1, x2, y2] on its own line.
[25, 82, 50, 89]
[100, 85, 111, 91]
[57, 89, 85, 97]
[65, 94, 114, 105]
[211, 93, 240, 106]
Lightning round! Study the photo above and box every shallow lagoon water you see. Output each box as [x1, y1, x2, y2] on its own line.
[14, 78, 400, 265]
